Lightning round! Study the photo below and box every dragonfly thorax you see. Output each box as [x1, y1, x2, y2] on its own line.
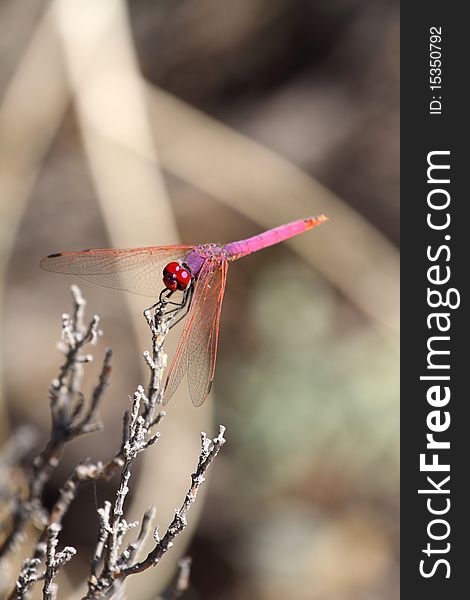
[197, 243, 229, 257]
[163, 261, 192, 291]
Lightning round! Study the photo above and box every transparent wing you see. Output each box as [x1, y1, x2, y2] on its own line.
[187, 259, 228, 406]
[163, 258, 228, 406]
[40, 245, 195, 297]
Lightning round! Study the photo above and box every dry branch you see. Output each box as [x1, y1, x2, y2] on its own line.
[1, 286, 226, 599]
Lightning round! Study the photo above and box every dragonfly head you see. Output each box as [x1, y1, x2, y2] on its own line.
[163, 261, 192, 292]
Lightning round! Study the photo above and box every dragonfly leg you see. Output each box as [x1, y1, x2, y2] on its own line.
[166, 284, 193, 329]
[144, 284, 193, 330]
[144, 288, 175, 313]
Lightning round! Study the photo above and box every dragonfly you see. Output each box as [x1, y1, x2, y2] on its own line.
[41, 215, 328, 407]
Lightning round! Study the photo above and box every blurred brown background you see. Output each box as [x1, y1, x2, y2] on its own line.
[0, 0, 399, 599]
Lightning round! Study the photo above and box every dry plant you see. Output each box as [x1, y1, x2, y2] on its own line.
[0, 286, 226, 599]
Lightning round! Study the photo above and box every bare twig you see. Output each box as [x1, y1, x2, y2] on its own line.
[31, 454, 125, 566]
[85, 385, 161, 597]
[103, 386, 160, 575]
[117, 506, 156, 569]
[9, 524, 75, 600]
[0, 286, 110, 559]
[120, 426, 226, 580]
[42, 524, 76, 600]
[12, 557, 41, 600]
[28, 299, 171, 569]
[82, 301, 226, 598]
[85, 424, 225, 598]
[5, 288, 225, 599]
[142, 304, 170, 425]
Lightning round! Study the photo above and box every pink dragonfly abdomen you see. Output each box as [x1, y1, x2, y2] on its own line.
[224, 215, 327, 260]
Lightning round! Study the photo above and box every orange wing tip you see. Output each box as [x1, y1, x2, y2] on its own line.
[305, 214, 329, 229]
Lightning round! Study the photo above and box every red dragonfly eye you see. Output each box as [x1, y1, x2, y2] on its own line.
[163, 262, 191, 291]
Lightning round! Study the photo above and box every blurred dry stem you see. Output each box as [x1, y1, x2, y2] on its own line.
[0, 426, 37, 513]
[163, 557, 192, 600]
[53, 0, 179, 247]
